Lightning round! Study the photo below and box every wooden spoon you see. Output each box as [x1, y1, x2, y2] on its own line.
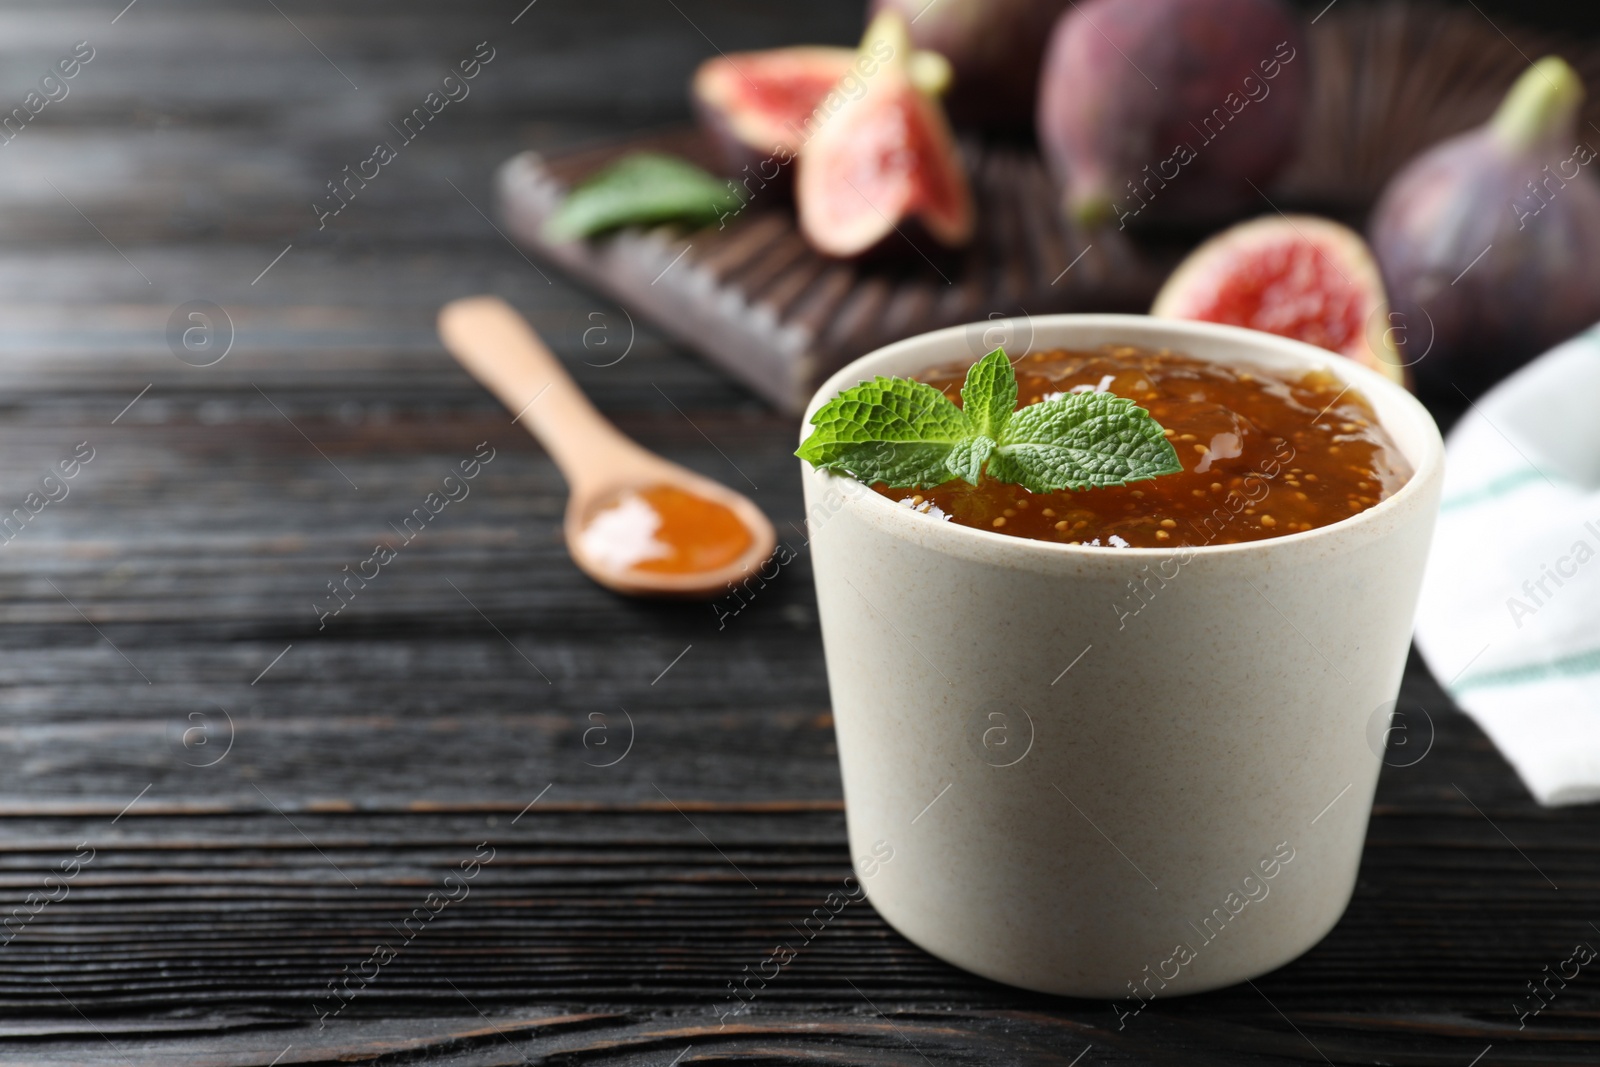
[438, 296, 775, 598]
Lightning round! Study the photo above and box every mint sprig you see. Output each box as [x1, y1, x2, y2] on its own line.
[796, 349, 1184, 492]
[545, 152, 743, 241]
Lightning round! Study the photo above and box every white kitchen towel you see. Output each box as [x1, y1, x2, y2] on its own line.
[1414, 323, 1600, 806]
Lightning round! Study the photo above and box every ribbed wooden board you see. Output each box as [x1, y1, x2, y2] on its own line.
[497, 3, 1600, 413]
[497, 131, 1163, 414]
[496, 131, 1170, 415]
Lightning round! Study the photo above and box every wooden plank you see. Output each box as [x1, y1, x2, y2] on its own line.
[0, 0, 1596, 1062]
[0, 787, 1594, 1061]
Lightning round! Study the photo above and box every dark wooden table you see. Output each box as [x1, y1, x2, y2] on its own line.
[2, 1, 1597, 1063]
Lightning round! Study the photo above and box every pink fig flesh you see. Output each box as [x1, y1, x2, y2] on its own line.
[692, 46, 952, 180]
[796, 12, 974, 259]
[1153, 214, 1408, 386]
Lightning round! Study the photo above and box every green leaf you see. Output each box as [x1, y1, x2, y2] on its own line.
[989, 391, 1184, 493]
[544, 153, 743, 241]
[795, 349, 1184, 495]
[944, 434, 995, 485]
[960, 349, 1016, 440]
[796, 376, 969, 488]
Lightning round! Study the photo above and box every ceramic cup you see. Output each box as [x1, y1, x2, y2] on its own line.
[799, 315, 1443, 1000]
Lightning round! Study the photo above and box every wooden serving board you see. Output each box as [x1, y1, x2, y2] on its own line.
[497, 130, 1166, 412]
[496, 4, 1600, 414]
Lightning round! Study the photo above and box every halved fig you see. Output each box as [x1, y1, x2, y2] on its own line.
[693, 45, 951, 178]
[795, 12, 974, 259]
[1151, 215, 1409, 386]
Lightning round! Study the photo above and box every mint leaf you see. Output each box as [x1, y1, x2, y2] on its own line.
[944, 434, 995, 485]
[545, 153, 743, 241]
[796, 349, 1184, 494]
[989, 391, 1183, 492]
[960, 349, 1016, 440]
[796, 376, 969, 487]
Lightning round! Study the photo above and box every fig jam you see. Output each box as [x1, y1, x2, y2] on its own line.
[873, 345, 1411, 548]
[579, 485, 751, 575]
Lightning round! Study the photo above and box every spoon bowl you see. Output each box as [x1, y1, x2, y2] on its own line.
[439, 296, 776, 599]
[560, 464, 776, 599]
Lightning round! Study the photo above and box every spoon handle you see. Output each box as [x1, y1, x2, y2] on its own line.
[438, 296, 643, 493]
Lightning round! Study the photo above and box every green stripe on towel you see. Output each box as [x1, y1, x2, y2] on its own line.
[1455, 646, 1600, 693]
[1439, 468, 1546, 514]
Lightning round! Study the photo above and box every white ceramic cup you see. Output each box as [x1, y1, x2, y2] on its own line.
[800, 315, 1443, 1000]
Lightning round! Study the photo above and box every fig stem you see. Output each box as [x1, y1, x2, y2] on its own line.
[1072, 193, 1115, 229]
[860, 9, 914, 82]
[909, 51, 953, 97]
[1490, 56, 1585, 151]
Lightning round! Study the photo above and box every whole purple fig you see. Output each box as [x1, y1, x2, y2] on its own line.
[1036, 0, 1309, 229]
[1371, 57, 1600, 396]
[869, 0, 1069, 130]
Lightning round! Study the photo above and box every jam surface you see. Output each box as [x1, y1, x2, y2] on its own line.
[580, 484, 751, 574]
[873, 345, 1411, 548]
